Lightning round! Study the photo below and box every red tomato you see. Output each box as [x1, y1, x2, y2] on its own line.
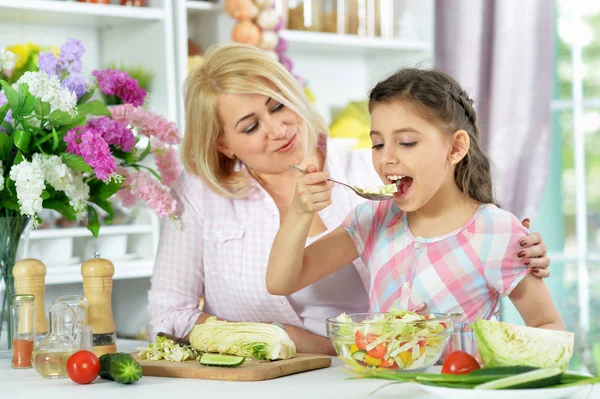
[379, 357, 395, 368]
[355, 330, 368, 351]
[366, 343, 386, 359]
[365, 333, 378, 344]
[66, 350, 100, 384]
[441, 351, 481, 375]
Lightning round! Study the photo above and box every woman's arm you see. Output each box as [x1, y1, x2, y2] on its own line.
[509, 274, 566, 330]
[266, 165, 359, 296]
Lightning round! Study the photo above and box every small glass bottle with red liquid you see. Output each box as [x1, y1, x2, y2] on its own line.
[10, 294, 36, 369]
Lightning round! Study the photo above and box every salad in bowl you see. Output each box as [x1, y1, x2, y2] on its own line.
[327, 309, 456, 371]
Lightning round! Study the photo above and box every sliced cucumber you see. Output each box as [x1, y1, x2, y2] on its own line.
[469, 366, 538, 376]
[199, 353, 245, 367]
[475, 367, 563, 390]
[351, 350, 367, 362]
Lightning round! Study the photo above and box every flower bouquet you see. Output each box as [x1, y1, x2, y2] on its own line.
[0, 38, 181, 350]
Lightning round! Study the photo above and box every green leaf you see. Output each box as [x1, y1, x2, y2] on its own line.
[1, 121, 13, 134]
[77, 100, 111, 116]
[0, 81, 21, 110]
[89, 196, 114, 224]
[13, 130, 31, 153]
[0, 199, 20, 213]
[133, 164, 162, 182]
[48, 110, 76, 126]
[60, 153, 93, 173]
[138, 140, 152, 162]
[17, 84, 35, 116]
[0, 103, 9, 123]
[12, 150, 24, 166]
[77, 90, 95, 105]
[111, 148, 136, 164]
[41, 190, 50, 200]
[44, 199, 77, 221]
[0, 133, 11, 161]
[51, 127, 59, 151]
[86, 205, 100, 238]
[34, 99, 51, 119]
[89, 178, 122, 200]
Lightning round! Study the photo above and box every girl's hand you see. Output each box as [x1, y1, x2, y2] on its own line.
[519, 218, 551, 278]
[291, 164, 334, 214]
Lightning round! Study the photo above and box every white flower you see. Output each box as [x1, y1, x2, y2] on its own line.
[0, 160, 4, 190]
[16, 71, 77, 117]
[0, 49, 16, 71]
[34, 153, 89, 219]
[9, 159, 45, 218]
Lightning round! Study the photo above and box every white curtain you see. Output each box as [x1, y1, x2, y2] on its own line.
[435, 0, 555, 219]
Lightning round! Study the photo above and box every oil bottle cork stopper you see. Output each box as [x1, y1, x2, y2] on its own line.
[81, 256, 115, 278]
[12, 258, 46, 279]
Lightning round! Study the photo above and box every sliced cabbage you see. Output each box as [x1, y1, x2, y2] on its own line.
[355, 184, 397, 195]
[139, 336, 201, 362]
[473, 319, 574, 371]
[189, 317, 296, 360]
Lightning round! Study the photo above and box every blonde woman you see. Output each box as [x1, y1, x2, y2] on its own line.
[147, 43, 551, 354]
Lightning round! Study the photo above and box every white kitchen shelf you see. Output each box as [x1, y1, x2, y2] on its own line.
[280, 30, 432, 54]
[29, 224, 155, 240]
[45, 259, 154, 285]
[0, 0, 165, 27]
[186, 0, 222, 16]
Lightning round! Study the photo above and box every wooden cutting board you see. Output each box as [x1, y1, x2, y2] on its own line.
[131, 353, 332, 381]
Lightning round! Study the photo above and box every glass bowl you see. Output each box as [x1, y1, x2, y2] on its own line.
[326, 312, 456, 372]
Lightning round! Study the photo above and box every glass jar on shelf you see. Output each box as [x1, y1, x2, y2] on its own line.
[344, 0, 393, 37]
[287, 0, 325, 32]
[10, 294, 36, 369]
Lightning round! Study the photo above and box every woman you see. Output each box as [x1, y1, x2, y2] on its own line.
[147, 43, 551, 355]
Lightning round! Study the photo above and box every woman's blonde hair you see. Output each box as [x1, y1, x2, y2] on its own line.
[181, 43, 328, 198]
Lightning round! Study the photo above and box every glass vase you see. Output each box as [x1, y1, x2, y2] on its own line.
[0, 215, 32, 358]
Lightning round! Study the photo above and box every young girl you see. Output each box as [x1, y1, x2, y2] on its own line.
[266, 68, 565, 332]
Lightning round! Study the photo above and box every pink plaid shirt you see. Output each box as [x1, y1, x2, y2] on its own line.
[147, 141, 378, 341]
[342, 201, 530, 323]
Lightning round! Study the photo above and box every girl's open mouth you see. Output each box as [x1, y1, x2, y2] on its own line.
[387, 176, 414, 198]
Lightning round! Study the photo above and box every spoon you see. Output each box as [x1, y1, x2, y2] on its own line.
[290, 165, 395, 201]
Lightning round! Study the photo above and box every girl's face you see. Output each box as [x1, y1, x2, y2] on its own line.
[216, 91, 309, 174]
[370, 102, 457, 212]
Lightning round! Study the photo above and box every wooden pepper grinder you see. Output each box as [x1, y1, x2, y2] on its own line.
[81, 253, 117, 357]
[12, 259, 49, 342]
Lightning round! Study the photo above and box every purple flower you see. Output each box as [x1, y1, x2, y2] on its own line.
[37, 52, 58, 77]
[87, 116, 136, 152]
[58, 38, 84, 74]
[65, 125, 116, 181]
[92, 69, 147, 107]
[62, 73, 87, 98]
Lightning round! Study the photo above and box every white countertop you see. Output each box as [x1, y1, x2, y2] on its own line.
[2, 340, 597, 399]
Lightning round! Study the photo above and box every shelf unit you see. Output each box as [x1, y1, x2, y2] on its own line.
[174, 0, 434, 128]
[0, 0, 173, 284]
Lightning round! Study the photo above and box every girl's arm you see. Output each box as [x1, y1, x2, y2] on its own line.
[266, 165, 359, 296]
[509, 274, 566, 330]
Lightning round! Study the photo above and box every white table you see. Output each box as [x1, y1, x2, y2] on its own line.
[1, 340, 597, 399]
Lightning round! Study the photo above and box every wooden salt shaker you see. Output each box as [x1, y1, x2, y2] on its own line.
[81, 253, 117, 357]
[12, 259, 49, 339]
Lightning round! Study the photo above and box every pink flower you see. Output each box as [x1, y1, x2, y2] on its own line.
[64, 126, 116, 181]
[88, 116, 136, 152]
[115, 167, 138, 207]
[128, 171, 177, 217]
[152, 139, 181, 187]
[92, 69, 147, 106]
[110, 104, 180, 145]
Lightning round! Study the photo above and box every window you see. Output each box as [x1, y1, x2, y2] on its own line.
[539, 0, 599, 372]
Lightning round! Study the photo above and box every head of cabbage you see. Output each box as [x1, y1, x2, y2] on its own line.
[189, 317, 296, 360]
[473, 319, 574, 371]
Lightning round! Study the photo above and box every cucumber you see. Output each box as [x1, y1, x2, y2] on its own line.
[199, 353, 245, 367]
[109, 353, 143, 384]
[475, 367, 563, 390]
[351, 350, 367, 362]
[469, 366, 538, 376]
